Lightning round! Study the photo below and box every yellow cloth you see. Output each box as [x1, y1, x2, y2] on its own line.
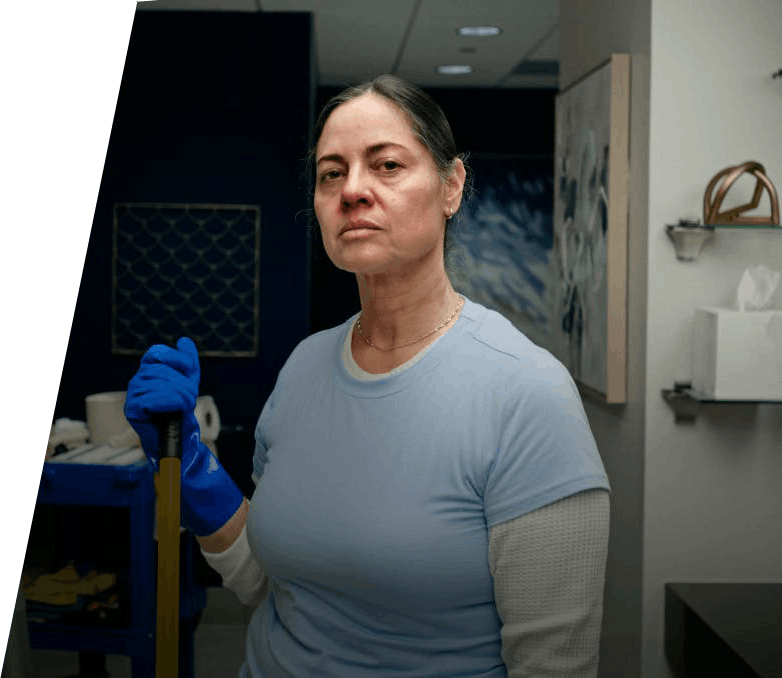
[24, 562, 117, 606]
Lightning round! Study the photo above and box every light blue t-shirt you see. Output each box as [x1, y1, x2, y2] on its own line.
[242, 297, 609, 677]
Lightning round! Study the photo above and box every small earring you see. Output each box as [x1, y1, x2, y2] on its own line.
[446, 208, 453, 219]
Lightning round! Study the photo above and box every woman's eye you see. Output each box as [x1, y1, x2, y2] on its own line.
[380, 160, 400, 172]
[320, 170, 342, 183]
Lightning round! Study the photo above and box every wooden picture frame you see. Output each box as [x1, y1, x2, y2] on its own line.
[550, 54, 630, 403]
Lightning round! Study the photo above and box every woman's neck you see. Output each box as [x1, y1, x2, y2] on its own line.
[353, 266, 461, 353]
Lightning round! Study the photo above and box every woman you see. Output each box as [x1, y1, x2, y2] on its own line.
[125, 75, 610, 677]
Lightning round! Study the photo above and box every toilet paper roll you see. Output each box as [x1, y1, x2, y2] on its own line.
[195, 395, 221, 442]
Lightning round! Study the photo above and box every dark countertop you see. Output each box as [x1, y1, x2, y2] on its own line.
[666, 583, 782, 678]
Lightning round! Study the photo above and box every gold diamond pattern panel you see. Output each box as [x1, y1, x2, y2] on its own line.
[112, 203, 261, 357]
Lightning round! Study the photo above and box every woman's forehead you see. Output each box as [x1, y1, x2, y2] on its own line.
[317, 93, 419, 153]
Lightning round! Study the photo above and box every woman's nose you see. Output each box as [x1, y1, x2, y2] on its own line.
[341, 168, 372, 208]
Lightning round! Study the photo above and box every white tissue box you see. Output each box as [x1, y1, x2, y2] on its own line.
[691, 307, 782, 400]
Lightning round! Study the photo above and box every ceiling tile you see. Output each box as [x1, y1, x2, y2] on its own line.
[527, 25, 559, 61]
[397, 0, 558, 87]
[264, 0, 418, 85]
[137, 0, 258, 11]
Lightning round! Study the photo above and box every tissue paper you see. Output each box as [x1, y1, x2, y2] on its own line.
[736, 264, 781, 311]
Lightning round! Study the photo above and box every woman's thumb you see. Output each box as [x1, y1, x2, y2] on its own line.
[176, 337, 200, 379]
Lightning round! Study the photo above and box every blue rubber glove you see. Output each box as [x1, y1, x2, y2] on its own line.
[124, 337, 244, 537]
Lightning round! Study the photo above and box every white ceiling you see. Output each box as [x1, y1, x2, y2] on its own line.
[136, 0, 560, 89]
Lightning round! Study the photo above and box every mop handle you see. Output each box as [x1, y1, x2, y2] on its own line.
[156, 413, 182, 677]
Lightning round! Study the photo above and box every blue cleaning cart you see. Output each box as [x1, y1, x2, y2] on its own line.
[27, 459, 206, 677]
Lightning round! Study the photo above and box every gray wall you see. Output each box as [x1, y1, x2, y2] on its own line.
[644, 1, 782, 676]
[559, 2, 651, 676]
[561, 0, 782, 675]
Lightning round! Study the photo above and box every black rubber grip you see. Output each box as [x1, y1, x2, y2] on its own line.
[158, 413, 182, 459]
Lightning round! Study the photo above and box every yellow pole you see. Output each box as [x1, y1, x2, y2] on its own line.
[156, 416, 181, 677]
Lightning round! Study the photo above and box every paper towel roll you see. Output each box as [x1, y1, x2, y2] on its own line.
[108, 426, 142, 450]
[86, 391, 136, 446]
[195, 395, 221, 442]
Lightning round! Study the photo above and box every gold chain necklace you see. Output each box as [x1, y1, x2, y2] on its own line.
[355, 295, 465, 352]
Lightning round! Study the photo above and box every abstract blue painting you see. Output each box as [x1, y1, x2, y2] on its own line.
[551, 54, 629, 402]
[447, 155, 555, 350]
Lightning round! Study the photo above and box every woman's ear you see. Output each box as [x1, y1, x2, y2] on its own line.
[444, 158, 466, 213]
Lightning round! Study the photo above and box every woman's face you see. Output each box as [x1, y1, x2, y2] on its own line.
[313, 92, 463, 278]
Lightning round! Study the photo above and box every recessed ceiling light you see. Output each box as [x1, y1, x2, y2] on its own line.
[457, 26, 502, 37]
[436, 65, 474, 75]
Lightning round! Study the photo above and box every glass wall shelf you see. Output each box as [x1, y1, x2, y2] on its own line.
[711, 223, 781, 229]
[662, 382, 782, 423]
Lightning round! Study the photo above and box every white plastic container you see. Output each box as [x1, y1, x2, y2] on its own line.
[691, 307, 782, 400]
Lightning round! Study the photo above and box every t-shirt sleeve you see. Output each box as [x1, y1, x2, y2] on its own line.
[252, 391, 276, 482]
[252, 339, 306, 482]
[483, 354, 610, 528]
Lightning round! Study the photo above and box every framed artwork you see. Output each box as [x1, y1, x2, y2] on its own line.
[448, 154, 555, 352]
[549, 53, 630, 404]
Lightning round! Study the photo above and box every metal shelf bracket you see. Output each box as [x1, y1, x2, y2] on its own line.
[661, 382, 701, 423]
